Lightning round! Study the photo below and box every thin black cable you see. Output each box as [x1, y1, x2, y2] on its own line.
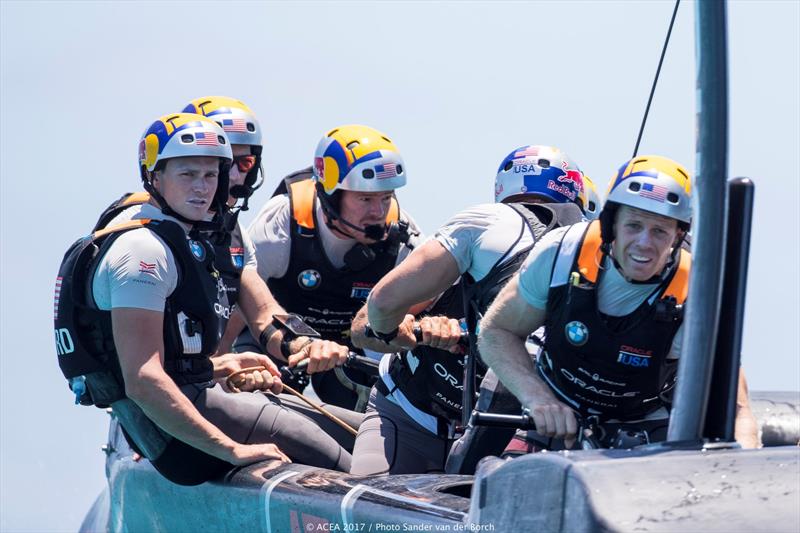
[633, 0, 681, 158]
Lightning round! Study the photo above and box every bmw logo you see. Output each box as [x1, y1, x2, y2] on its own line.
[189, 240, 205, 261]
[298, 269, 321, 290]
[565, 320, 589, 346]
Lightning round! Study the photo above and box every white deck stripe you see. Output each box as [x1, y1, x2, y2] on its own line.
[261, 470, 299, 533]
[341, 483, 458, 525]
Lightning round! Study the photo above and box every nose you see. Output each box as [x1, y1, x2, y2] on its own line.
[367, 198, 387, 218]
[229, 165, 244, 185]
[191, 175, 209, 193]
[632, 229, 654, 249]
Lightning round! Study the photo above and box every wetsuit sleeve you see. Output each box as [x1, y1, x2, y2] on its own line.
[433, 204, 499, 275]
[516, 229, 564, 310]
[91, 228, 178, 312]
[247, 194, 292, 280]
[238, 219, 258, 271]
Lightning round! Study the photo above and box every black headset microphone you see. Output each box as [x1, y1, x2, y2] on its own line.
[316, 189, 416, 271]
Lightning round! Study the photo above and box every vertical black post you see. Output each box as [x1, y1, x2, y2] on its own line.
[704, 178, 755, 441]
[668, 0, 729, 442]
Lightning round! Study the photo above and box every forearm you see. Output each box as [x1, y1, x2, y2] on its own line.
[351, 304, 400, 352]
[367, 240, 460, 333]
[366, 290, 409, 334]
[477, 276, 553, 409]
[479, 325, 555, 408]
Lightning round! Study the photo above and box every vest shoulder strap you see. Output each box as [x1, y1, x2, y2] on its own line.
[120, 191, 151, 206]
[288, 178, 317, 230]
[92, 191, 152, 232]
[576, 219, 604, 283]
[91, 219, 152, 240]
[663, 249, 691, 304]
[550, 221, 591, 288]
[386, 197, 400, 224]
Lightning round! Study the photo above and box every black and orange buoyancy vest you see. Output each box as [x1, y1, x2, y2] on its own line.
[54, 215, 224, 407]
[267, 177, 408, 345]
[540, 220, 691, 420]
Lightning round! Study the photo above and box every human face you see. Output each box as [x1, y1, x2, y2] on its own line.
[333, 190, 394, 244]
[611, 205, 681, 281]
[152, 156, 219, 221]
[228, 144, 256, 206]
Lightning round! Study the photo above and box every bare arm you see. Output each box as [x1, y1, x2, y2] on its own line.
[365, 239, 460, 333]
[113, 307, 288, 465]
[479, 274, 577, 446]
[734, 369, 761, 449]
[351, 304, 411, 353]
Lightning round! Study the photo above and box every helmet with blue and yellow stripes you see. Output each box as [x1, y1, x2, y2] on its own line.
[599, 155, 692, 243]
[581, 174, 602, 220]
[183, 96, 264, 206]
[138, 113, 232, 221]
[313, 125, 406, 195]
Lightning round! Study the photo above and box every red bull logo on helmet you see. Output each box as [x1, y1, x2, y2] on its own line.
[314, 156, 325, 180]
[557, 161, 584, 193]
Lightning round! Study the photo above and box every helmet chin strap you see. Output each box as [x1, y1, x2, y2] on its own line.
[228, 160, 265, 212]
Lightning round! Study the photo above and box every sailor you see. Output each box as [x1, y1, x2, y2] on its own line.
[478, 155, 760, 449]
[182, 97, 351, 379]
[349, 145, 588, 475]
[240, 124, 424, 410]
[54, 114, 353, 486]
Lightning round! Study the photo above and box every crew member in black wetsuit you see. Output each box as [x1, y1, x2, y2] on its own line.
[239, 124, 424, 410]
[182, 97, 354, 392]
[54, 113, 353, 486]
[349, 145, 588, 475]
[479, 155, 760, 450]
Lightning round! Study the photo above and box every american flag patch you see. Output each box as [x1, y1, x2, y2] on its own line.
[375, 163, 397, 179]
[195, 131, 219, 146]
[54, 276, 62, 320]
[639, 183, 668, 202]
[222, 118, 247, 133]
[139, 261, 157, 276]
[515, 146, 540, 158]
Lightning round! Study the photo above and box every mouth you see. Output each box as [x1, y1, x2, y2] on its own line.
[186, 198, 209, 207]
[629, 253, 653, 265]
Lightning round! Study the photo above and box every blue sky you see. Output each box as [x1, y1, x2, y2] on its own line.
[1, 1, 798, 531]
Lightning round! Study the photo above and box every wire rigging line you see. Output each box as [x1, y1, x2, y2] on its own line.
[633, 0, 682, 158]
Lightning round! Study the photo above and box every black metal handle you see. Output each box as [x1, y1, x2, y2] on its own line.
[469, 411, 537, 430]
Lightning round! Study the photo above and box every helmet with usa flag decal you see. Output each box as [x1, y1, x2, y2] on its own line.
[138, 113, 232, 224]
[183, 96, 263, 207]
[599, 155, 692, 244]
[313, 124, 406, 195]
[494, 145, 586, 211]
